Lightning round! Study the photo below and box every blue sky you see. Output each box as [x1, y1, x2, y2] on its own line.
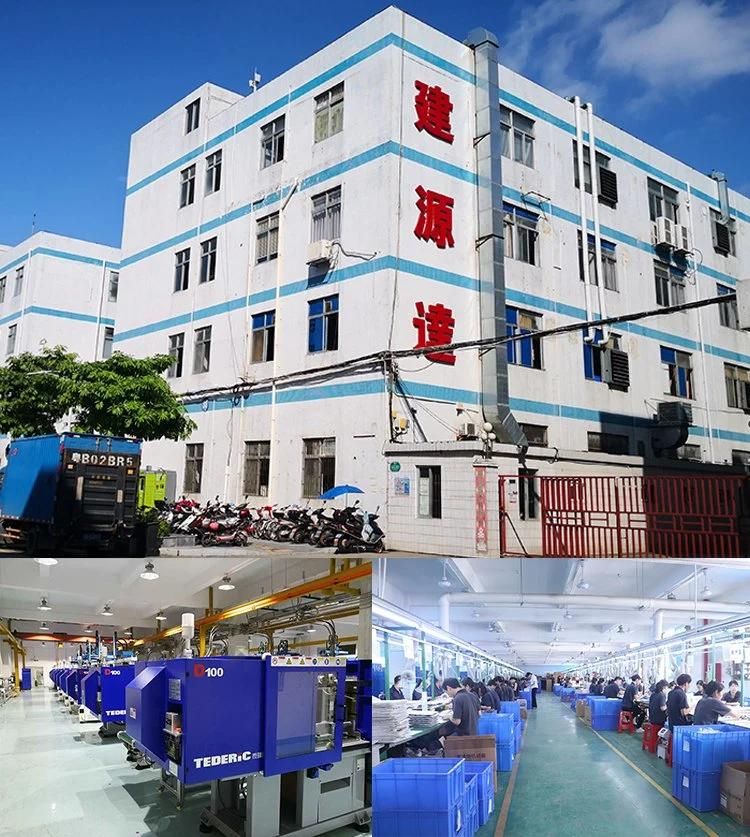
[1, 0, 749, 249]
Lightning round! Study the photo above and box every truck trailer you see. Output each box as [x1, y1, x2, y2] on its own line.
[0, 433, 143, 555]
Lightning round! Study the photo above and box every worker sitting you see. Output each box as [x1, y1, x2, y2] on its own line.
[389, 676, 405, 700]
[622, 674, 646, 729]
[723, 680, 742, 705]
[667, 673, 693, 727]
[603, 677, 622, 698]
[693, 680, 742, 725]
[439, 677, 479, 738]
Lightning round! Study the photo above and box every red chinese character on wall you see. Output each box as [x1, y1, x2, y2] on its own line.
[413, 301, 456, 365]
[414, 80, 454, 144]
[414, 186, 455, 249]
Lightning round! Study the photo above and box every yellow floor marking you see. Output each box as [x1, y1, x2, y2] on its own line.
[589, 726, 719, 837]
[496, 729, 523, 836]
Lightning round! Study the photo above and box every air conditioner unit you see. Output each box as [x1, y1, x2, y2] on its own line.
[306, 239, 333, 265]
[656, 401, 693, 427]
[652, 217, 675, 249]
[673, 224, 690, 254]
[457, 421, 478, 439]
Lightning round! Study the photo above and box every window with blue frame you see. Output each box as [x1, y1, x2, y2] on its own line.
[251, 311, 275, 363]
[583, 330, 620, 382]
[506, 307, 542, 369]
[503, 203, 539, 265]
[717, 283, 739, 329]
[308, 295, 339, 353]
[661, 346, 693, 399]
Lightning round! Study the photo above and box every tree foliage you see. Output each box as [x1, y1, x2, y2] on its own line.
[0, 347, 196, 441]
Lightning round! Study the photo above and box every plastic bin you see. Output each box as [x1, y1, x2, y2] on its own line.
[464, 761, 493, 803]
[464, 775, 478, 814]
[373, 758, 466, 811]
[374, 804, 465, 837]
[673, 725, 750, 773]
[589, 698, 622, 718]
[478, 713, 514, 744]
[497, 743, 514, 772]
[514, 722, 522, 752]
[520, 688, 532, 707]
[499, 701, 520, 721]
[671, 766, 722, 812]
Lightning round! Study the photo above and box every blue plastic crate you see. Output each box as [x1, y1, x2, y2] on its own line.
[673, 726, 750, 773]
[553, 684, 561, 695]
[590, 698, 622, 717]
[464, 775, 478, 814]
[478, 712, 514, 744]
[373, 758, 466, 812]
[497, 743, 514, 772]
[514, 723, 522, 752]
[466, 803, 478, 837]
[464, 761, 493, 804]
[520, 688, 532, 707]
[591, 713, 619, 731]
[499, 701, 520, 721]
[671, 766, 722, 813]
[374, 803, 465, 837]
[477, 789, 494, 827]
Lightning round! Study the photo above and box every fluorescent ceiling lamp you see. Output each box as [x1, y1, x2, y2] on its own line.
[34, 557, 58, 567]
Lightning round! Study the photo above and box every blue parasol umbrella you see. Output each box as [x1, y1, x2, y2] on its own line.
[320, 484, 364, 504]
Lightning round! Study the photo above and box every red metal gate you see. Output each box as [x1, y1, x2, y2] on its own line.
[540, 475, 748, 558]
[500, 474, 749, 557]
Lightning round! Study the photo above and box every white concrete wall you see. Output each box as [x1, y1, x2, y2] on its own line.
[113, 7, 750, 523]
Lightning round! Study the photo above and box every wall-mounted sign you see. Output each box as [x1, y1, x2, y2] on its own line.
[413, 301, 456, 365]
[414, 186, 455, 249]
[390, 462, 401, 473]
[393, 477, 411, 496]
[414, 80, 454, 144]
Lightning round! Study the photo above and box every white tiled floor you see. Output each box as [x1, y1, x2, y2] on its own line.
[0, 688, 367, 836]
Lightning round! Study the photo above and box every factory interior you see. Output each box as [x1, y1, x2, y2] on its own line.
[0, 556, 372, 837]
[373, 557, 750, 836]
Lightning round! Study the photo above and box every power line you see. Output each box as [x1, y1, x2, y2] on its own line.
[176, 292, 736, 404]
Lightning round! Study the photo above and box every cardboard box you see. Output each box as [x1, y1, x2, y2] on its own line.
[576, 699, 587, 719]
[444, 734, 497, 791]
[520, 707, 528, 721]
[720, 762, 750, 826]
[583, 704, 592, 725]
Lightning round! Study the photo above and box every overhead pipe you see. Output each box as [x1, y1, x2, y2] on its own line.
[585, 102, 610, 342]
[711, 171, 731, 224]
[573, 96, 594, 342]
[653, 609, 664, 641]
[438, 592, 746, 632]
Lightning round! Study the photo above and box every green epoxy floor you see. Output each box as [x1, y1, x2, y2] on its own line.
[0, 687, 368, 836]
[488, 693, 750, 837]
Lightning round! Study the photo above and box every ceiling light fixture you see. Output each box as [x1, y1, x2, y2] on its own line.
[306, 625, 316, 633]
[38, 597, 51, 611]
[140, 562, 159, 581]
[84, 626, 94, 633]
[156, 611, 167, 622]
[101, 603, 113, 616]
[218, 575, 235, 591]
[438, 561, 452, 589]
[576, 560, 589, 590]
[34, 557, 58, 567]
[40, 622, 49, 630]
[701, 570, 711, 599]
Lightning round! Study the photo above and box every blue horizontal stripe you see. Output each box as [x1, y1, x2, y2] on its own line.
[0, 310, 22, 327]
[25, 306, 103, 325]
[179, 376, 750, 445]
[0, 247, 120, 277]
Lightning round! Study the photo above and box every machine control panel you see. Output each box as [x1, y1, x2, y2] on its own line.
[269, 656, 347, 667]
[164, 711, 183, 763]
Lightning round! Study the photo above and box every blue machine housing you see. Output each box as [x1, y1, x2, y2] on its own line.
[347, 659, 372, 740]
[126, 655, 347, 786]
[63, 669, 87, 703]
[82, 665, 136, 722]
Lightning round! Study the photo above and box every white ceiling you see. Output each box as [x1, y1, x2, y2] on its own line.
[376, 558, 750, 669]
[0, 555, 357, 637]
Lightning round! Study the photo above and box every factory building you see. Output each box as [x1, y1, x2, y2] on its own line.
[110, 7, 749, 557]
[0, 232, 120, 362]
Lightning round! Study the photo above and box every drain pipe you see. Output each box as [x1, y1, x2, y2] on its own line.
[711, 171, 731, 224]
[653, 610, 664, 641]
[585, 102, 610, 342]
[465, 28, 527, 448]
[573, 97, 594, 342]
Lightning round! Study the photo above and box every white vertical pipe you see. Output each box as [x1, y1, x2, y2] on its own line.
[574, 97, 593, 341]
[586, 103, 610, 342]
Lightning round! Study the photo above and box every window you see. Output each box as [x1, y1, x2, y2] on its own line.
[506, 307, 542, 369]
[503, 203, 538, 265]
[179, 164, 196, 207]
[244, 441, 271, 496]
[578, 233, 618, 291]
[14, 266, 24, 297]
[0, 276, 6, 303]
[314, 83, 344, 142]
[6, 324, 16, 356]
[588, 431, 629, 455]
[661, 346, 693, 399]
[583, 330, 620, 383]
[572, 142, 611, 195]
[251, 311, 275, 363]
[205, 150, 222, 194]
[676, 444, 701, 462]
[519, 423, 548, 447]
[261, 116, 285, 168]
[717, 284, 739, 329]
[417, 466, 442, 518]
[102, 327, 114, 359]
[500, 107, 534, 167]
[711, 209, 736, 256]
[185, 98, 200, 134]
[732, 450, 750, 468]
[200, 237, 217, 283]
[654, 262, 685, 308]
[184, 443, 204, 493]
[193, 325, 212, 374]
[107, 271, 119, 302]
[302, 437, 335, 498]
[174, 248, 190, 292]
[518, 468, 538, 521]
[648, 178, 679, 223]
[167, 333, 184, 379]
[311, 186, 341, 242]
[256, 213, 279, 263]
[725, 363, 750, 412]
[308, 295, 339, 353]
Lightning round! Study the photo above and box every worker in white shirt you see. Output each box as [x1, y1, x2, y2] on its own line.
[527, 672, 539, 709]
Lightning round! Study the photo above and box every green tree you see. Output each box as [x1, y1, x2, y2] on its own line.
[0, 347, 196, 440]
